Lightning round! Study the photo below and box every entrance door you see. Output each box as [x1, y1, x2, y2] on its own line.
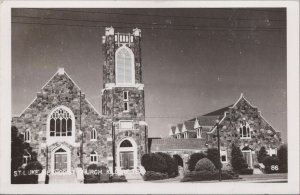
[120, 151, 134, 170]
[55, 153, 67, 172]
[242, 151, 253, 168]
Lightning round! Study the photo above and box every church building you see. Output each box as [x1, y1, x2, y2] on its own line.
[11, 27, 147, 175]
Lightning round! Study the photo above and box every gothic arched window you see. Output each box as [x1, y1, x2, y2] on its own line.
[49, 107, 73, 137]
[115, 47, 134, 85]
[120, 140, 133, 147]
[239, 122, 251, 139]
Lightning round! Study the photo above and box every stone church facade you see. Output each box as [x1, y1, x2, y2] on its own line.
[11, 27, 147, 175]
[156, 94, 283, 170]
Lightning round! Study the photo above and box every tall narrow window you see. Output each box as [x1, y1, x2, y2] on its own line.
[123, 91, 129, 101]
[90, 151, 98, 164]
[91, 128, 97, 141]
[116, 47, 134, 85]
[24, 129, 31, 143]
[124, 102, 129, 112]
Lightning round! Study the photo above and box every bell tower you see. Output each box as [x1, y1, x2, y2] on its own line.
[101, 27, 148, 172]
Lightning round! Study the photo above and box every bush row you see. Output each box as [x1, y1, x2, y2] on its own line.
[84, 164, 127, 183]
[181, 170, 239, 182]
[188, 148, 222, 171]
[143, 171, 168, 181]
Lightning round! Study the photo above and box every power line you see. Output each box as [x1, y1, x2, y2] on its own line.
[19, 8, 286, 22]
[12, 15, 286, 31]
[11, 21, 285, 32]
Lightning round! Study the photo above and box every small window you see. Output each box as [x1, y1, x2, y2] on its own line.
[123, 91, 129, 101]
[23, 152, 31, 165]
[239, 122, 251, 139]
[90, 151, 98, 164]
[115, 34, 118, 42]
[220, 149, 228, 163]
[130, 35, 134, 43]
[197, 128, 202, 138]
[24, 129, 31, 143]
[124, 102, 129, 112]
[120, 121, 133, 130]
[91, 128, 97, 141]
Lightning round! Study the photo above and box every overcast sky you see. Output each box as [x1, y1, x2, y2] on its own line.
[11, 8, 287, 141]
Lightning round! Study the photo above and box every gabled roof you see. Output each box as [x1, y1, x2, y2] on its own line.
[189, 115, 219, 127]
[183, 120, 195, 130]
[15, 68, 102, 117]
[169, 126, 176, 136]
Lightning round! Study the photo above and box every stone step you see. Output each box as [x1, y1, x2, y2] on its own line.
[253, 168, 264, 175]
[49, 174, 78, 184]
[124, 173, 143, 180]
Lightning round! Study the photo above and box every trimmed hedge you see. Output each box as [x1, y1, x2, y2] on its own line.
[111, 174, 127, 182]
[141, 153, 167, 173]
[156, 152, 178, 177]
[143, 171, 168, 181]
[195, 158, 216, 172]
[84, 164, 111, 183]
[237, 168, 254, 175]
[207, 148, 222, 169]
[263, 156, 280, 174]
[181, 170, 239, 182]
[188, 153, 206, 171]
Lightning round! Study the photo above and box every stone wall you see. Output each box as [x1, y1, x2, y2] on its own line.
[12, 72, 112, 171]
[207, 98, 282, 168]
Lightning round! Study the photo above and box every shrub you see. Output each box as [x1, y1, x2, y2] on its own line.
[231, 144, 248, 171]
[141, 153, 167, 174]
[84, 164, 101, 183]
[181, 170, 239, 182]
[20, 161, 43, 184]
[156, 152, 178, 177]
[143, 171, 168, 181]
[173, 154, 183, 167]
[188, 153, 206, 171]
[277, 144, 288, 173]
[257, 146, 268, 163]
[263, 156, 280, 174]
[207, 148, 222, 169]
[237, 168, 254, 175]
[195, 158, 216, 172]
[110, 174, 127, 182]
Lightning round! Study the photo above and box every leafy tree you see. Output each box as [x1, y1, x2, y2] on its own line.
[277, 144, 288, 173]
[230, 144, 248, 171]
[156, 152, 178, 177]
[257, 146, 268, 163]
[188, 153, 206, 171]
[207, 148, 222, 169]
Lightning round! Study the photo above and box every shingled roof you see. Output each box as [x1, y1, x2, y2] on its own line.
[183, 121, 194, 131]
[149, 138, 207, 152]
[202, 105, 233, 116]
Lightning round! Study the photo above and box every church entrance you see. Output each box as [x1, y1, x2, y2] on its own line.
[54, 148, 68, 172]
[117, 138, 137, 172]
[120, 151, 134, 170]
[51, 145, 71, 174]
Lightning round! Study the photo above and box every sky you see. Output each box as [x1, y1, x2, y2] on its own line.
[11, 8, 287, 141]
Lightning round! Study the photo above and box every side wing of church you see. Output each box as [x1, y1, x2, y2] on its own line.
[154, 94, 282, 170]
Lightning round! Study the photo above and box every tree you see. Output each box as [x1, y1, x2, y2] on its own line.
[230, 144, 248, 171]
[156, 152, 178, 177]
[277, 144, 288, 173]
[257, 146, 268, 163]
[207, 148, 222, 169]
[188, 153, 206, 171]
[173, 154, 183, 167]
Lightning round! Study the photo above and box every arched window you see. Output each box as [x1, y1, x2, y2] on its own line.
[49, 107, 73, 137]
[91, 128, 97, 141]
[24, 129, 31, 143]
[116, 47, 134, 85]
[120, 140, 133, 147]
[90, 151, 98, 164]
[239, 122, 251, 139]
